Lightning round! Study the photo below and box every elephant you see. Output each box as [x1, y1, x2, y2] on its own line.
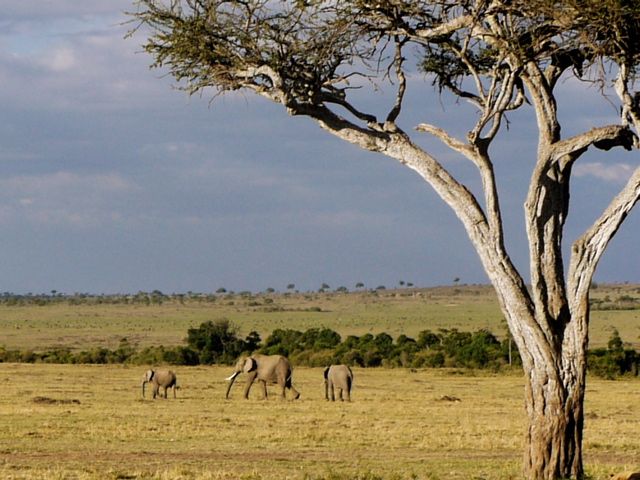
[141, 369, 177, 399]
[324, 364, 353, 402]
[225, 354, 300, 400]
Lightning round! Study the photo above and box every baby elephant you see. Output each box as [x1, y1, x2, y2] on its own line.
[141, 369, 177, 399]
[324, 364, 353, 402]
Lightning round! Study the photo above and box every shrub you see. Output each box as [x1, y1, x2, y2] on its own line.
[587, 329, 640, 378]
[411, 351, 445, 368]
[301, 327, 341, 350]
[186, 319, 257, 365]
[292, 349, 337, 367]
[261, 328, 304, 356]
[417, 330, 441, 349]
[338, 349, 365, 367]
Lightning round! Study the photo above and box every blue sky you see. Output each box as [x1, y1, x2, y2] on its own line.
[0, 1, 638, 294]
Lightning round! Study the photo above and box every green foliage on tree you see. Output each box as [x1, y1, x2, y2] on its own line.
[3, 323, 639, 379]
[186, 319, 261, 364]
[588, 329, 640, 379]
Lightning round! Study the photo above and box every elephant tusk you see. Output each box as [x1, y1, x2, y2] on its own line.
[225, 372, 239, 381]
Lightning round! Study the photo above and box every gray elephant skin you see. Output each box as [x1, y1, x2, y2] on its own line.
[225, 354, 300, 400]
[324, 364, 353, 402]
[142, 369, 177, 399]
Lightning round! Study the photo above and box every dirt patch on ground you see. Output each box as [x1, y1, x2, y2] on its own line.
[31, 396, 81, 405]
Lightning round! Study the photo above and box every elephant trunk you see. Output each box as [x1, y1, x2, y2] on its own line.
[225, 371, 240, 399]
[141, 380, 146, 398]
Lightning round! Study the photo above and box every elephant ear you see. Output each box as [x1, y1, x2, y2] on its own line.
[323, 366, 330, 380]
[243, 357, 257, 373]
[146, 369, 155, 381]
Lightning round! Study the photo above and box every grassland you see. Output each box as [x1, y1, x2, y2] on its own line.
[1, 284, 640, 353]
[0, 364, 638, 479]
[0, 284, 639, 479]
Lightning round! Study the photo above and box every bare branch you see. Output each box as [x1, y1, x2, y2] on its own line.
[568, 165, 640, 305]
[416, 121, 504, 241]
[385, 37, 407, 125]
[413, 13, 476, 41]
[319, 92, 380, 127]
[415, 123, 475, 159]
[616, 63, 640, 138]
[551, 125, 636, 166]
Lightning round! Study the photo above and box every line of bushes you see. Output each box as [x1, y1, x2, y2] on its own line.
[1, 320, 638, 378]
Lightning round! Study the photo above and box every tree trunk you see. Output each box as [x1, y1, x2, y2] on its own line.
[480, 248, 588, 479]
[511, 295, 589, 480]
[523, 352, 586, 479]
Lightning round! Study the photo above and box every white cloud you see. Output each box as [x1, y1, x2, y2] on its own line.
[39, 47, 76, 72]
[0, 1, 132, 21]
[574, 162, 637, 183]
[0, 171, 134, 193]
[0, 16, 172, 112]
[0, 172, 138, 227]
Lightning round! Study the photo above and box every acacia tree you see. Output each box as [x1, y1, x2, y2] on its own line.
[129, 1, 640, 478]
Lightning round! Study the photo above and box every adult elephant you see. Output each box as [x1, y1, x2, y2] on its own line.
[225, 354, 300, 400]
[141, 369, 177, 399]
[324, 364, 353, 402]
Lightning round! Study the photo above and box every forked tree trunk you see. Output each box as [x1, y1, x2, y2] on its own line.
[481, 251, 589, 480]
[503, 289, 589, 480]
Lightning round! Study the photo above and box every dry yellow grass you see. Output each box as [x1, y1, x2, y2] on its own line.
[1, 284, 639, 354]
[0, 364, 638, 479]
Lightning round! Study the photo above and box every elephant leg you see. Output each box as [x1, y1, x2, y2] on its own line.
[261, 380, 268, 400]
[330, 383, 335, 401]
[338, 387, 344, 401]
[153, 384, 159, 399]
[345, 387, 351, 402]
[243, 372, 257, 399]
[289, 384, 300, 400]
[278, 382, 286, 399]
[243, 381, 252, 399]
[172, 385, 176, 399]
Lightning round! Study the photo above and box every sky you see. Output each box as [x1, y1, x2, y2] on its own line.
[0, 1, 638, 295]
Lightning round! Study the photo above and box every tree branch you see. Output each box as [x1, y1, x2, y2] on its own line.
[551, 125, 636, 167]
[319, 93, 381, 129]
[522, 62, 560, 145]
[415, 123, 475, 159]
[568, 165, 640, 307]
[615, 63, 640, 139]
[385, 36, 407, 125]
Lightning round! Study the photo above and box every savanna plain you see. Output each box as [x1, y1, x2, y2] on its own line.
[1, 285, 639, 479]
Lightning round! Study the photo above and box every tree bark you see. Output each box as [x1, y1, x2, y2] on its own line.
[519, 309, 587, 480]
[524, 362, 585, 479]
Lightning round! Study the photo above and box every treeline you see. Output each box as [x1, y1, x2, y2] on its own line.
[1, 320, 638, 378]
[1, 289, 639, 310]
[0, 287, 388, 306]
[0, 291, 220, 306]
